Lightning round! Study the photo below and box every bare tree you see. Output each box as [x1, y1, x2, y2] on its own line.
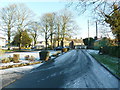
[40, 11, 78, 49]
[54, 14, 61, 47]
[47, 13, 56, 49]
[67, 0, 120, 38]
[40, 13, 57, 49]
[29, 21, 40, 46]
[67, 0, 119, 18]
[59, 10, 78, 47]
[15, 4, 34, 50]
[40, 13, 51, 49]
[0, 4, 17, 50]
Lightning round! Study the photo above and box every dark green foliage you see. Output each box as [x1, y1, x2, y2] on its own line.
[12, 30, 32, 47]
[94, 37, 114, 50]
[91, 53, 120, 77]
[83, 37, 95, 49]
[105, 5, 120, 45]
[101, 46, 120, 58]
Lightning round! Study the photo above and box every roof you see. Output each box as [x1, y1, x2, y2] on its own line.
[72, 39, 83, 43]
[64, 37, 72, 41]
[64, 37, 84, 44]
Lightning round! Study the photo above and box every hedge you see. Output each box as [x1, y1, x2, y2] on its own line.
[101, 46, 120, 58]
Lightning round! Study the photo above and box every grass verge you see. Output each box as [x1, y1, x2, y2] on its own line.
[90, 53, 120, 78]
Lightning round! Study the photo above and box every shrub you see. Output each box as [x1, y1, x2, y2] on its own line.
[25, 55, 30, 60]
[13, 54, 20, 63]
[1, 58, 10, 63]
[101, 46, 120, 58]
[25, 55, 35, 61]
[62, 48, 68, 53]
[29, 56, 35, 61]
[8, 57, 14, 62]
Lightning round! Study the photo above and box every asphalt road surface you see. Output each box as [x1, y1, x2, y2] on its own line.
[5, 49, 119, 88]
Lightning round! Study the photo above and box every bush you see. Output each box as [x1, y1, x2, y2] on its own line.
[94, 37, 114, 50]
[0, 61, 41, 70]
[29, 56, 35, 61]
[25, 55, 35, 61]
[1, 58, 10, 63]
[8, 57, 14, 62]
[62, 48, 68, 53]
[13, 54, 20, 63]
[101, 46, 120, 57]
[25, 55, 29, 60]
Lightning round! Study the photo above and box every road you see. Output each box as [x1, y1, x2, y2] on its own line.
[5, 49, 119, 88]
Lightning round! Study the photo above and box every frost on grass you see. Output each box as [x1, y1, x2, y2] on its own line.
[87, 49, 99, 54]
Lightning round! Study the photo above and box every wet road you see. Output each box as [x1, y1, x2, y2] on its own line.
[5, 49, 119, 88]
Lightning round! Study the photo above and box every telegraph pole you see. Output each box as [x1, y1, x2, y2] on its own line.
[88, 20, 90, 48]
[88, 20, 89, 38]
[96, 21, 98, 39]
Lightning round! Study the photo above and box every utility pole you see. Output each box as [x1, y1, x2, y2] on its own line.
[88, 20, 90, 48]
[88, 20, 89, 38]
[96, 21, 98, 39]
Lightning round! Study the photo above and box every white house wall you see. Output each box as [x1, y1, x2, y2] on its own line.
[0, 38, 6, 47]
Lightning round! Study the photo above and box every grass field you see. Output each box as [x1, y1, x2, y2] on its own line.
[90, 53, 120, 78]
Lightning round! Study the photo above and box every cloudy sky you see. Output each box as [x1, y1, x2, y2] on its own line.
[0, 0, 104, 41]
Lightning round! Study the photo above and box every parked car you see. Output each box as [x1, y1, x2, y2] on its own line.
[54, 46, 70, 51]
[54, 46, 65, 51]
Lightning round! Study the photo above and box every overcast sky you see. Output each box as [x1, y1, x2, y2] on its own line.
[0, 0, 105, 41]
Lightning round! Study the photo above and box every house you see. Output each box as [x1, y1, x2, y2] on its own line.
[35, 37, 84, 49]
[35, 41, 45, 49]
[52, 37, 84, 48]
[0, 36, 6, 47]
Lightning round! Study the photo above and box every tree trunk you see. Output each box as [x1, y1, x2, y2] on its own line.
[34, 39, 36, 47]
[19, 32, 22, 50]
[34, 34, 37, 46]
[61, 34, 64, 47]
[45, 25, 48, 50]
[34, 31, 37, 46]
[61, 23, 66, 47]
[45, 35, 47, 50]
[57, 24, 60, 47]
[50, 25, 53, 49]
[50, 32, 53, 49]
[7, 29, 10, 50]
[117, 34, 120, 46]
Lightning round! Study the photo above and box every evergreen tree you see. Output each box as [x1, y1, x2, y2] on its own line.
[105, 5, 120, 45]
[12, 30, 32, 47]
[83, 37, 95, 49]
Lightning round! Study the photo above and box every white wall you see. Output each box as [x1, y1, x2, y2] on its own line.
[0, 37, 6, 47]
